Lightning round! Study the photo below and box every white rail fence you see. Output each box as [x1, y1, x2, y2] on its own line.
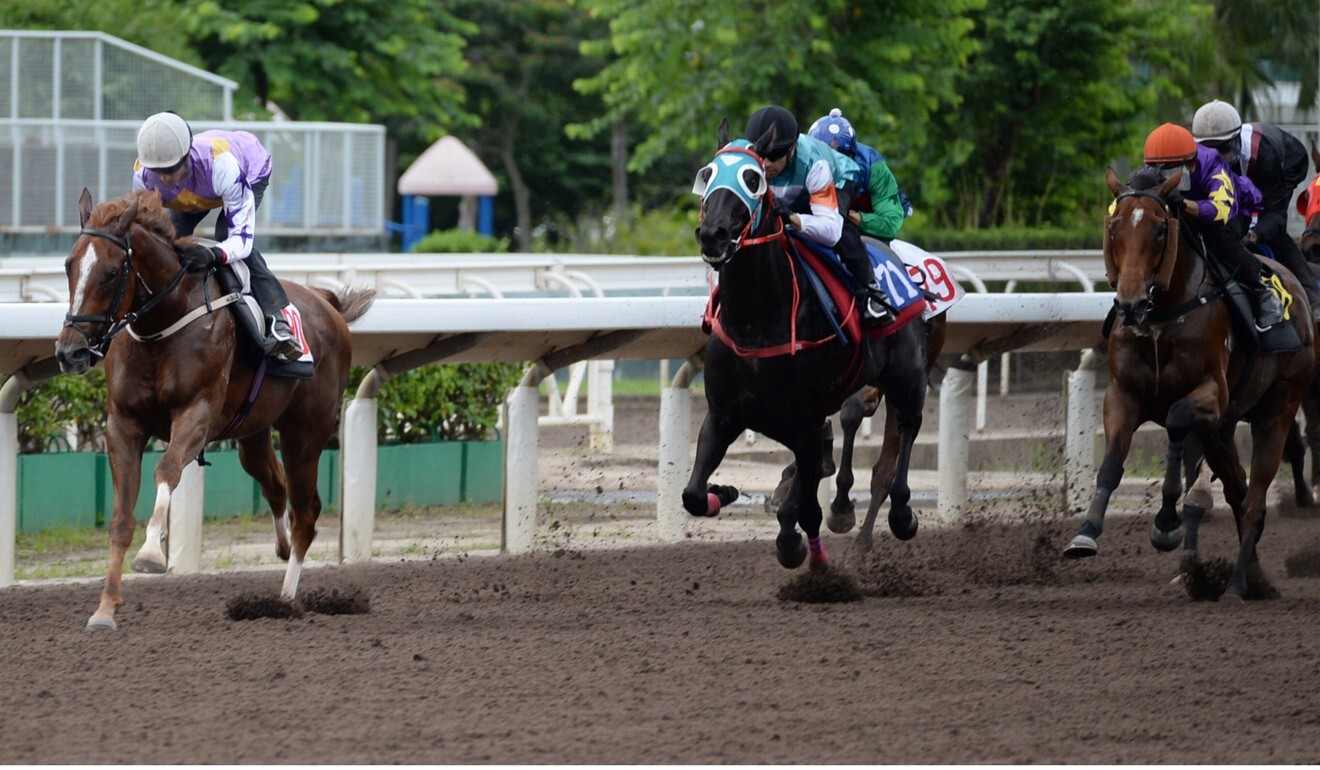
[0, 287, 1113, 586]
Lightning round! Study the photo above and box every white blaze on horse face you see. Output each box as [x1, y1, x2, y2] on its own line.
[1130, 208, 1144, 228]
[70, 244, 100, 317]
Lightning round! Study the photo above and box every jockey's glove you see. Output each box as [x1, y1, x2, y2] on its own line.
[772, 197, 795, 224]
[178, 244, 223, 273]
[1165, 189, 1184, 214]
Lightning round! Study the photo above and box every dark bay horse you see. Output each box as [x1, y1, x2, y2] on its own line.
[686, 121, 930, 569]
[1064, 168, 1316, 599]
[55, 188, 375, 630]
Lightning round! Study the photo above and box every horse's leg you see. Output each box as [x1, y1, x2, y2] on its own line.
[1303, 395, 1320, 503]
[1224, 412, 1294, 599]
[826, 391, 873, 534]
[1150, 404, 1201, 552]
[780, 424, 827, 570]
[769, 418, 835, 514]
[1181, 453, 1213, 563]
[1284, 419, 1314, 507]
[130, 410, 213, 574]
[89, 417, 148, 630]
[272, 431, 326, 600]
[855, 400, 899, 553]
[1196, 424, 1250, 577]
[681, 410, 743, 518]
[1064, 388, 1142, 558]
[237, 430, 291, 561]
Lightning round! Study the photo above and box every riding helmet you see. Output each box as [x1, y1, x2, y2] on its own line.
[807, 108, 856, 156]
[745, 105, 798, 158]
[1143, 123, 1197, 166]
[137, 112, 193, 170]
[1191, 99, 1242, 146]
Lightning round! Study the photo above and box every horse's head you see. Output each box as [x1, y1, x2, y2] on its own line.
[1103, 166, 1184, 327]
[693, 119, 775, 268]
[56, 188, 177, 373]
[1296, 146, 1320, 266]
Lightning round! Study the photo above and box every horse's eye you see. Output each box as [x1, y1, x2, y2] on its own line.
[742, 167, 765, 197]
[102, 267, 119, 285]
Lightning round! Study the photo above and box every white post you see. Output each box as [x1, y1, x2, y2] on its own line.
[1065, 349, 1100, 513]
[0, 411, 16, 587]
[504, 383, 541, 554]
[167, 460, 204, 574]
[976, 360, 989, 431]
[341, 394, 379, 564]
[938, 362, 975, 520]
[657, 385, 692, 543]
[587, 359, 615, 452]
[999, 351, 1012, 396]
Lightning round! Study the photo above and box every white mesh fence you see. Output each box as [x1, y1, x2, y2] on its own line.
[1, 30, 385, 235]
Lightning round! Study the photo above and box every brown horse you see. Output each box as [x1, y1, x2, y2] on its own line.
[55, 188, 375, 630]
[1063, 168, 1317, 599]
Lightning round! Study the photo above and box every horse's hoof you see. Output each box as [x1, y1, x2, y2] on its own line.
[888, 506, 918, 541]
[86, 615, 118, 632]
[826, 503, 856, 534]
[131, 555, 167, 574]
[1298, 488, 1318, 508]
[776, 533, 807, 569]
[1149, 524, 1183, 552]
[1063, 535, 1098, 559]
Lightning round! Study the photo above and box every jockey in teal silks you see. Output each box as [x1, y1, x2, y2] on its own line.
[747, 105, 894, 324]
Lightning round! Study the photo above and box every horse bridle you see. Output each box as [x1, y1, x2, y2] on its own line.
[63, 226, 189, 359]
[1110, 189, 1181, 298]
[699, 145, 783, 261]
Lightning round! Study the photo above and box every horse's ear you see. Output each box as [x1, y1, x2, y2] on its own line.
[114, 197, 139, 236]
[1104, 167, 1122, 197]
[1310, 139, 1320, 171]
[78, 187, 93, 228]
[717, 118, 730, 150]
[1158, 169, 1182, 199]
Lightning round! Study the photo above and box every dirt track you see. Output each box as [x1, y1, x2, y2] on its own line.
[4, 502, 1320, 763]
[4, 393, 1320, 763]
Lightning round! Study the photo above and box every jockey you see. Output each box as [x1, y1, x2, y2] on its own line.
[807, 107, 911, 244]
[746, 105, 894, 324]
[1193, 99, 1320, 311]
[1142, 122, 1284, 330]
[132, 112, 304, 360]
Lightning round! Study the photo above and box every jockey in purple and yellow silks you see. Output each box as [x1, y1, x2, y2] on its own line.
[1193, 99, 1320, 311]
[132, 112, 306, 361]
[1141, 122, 1284, 330]
[746, 105, 893, 324]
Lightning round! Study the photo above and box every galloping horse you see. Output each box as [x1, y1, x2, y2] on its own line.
[55, 188, 375, 630]
[686, 120, 930, 569]
[1064, 169, 1317, 598]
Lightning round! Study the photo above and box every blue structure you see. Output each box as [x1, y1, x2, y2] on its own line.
[390, 136, 499, 252]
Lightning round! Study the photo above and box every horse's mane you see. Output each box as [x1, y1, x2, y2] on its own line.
[1127, 167, 1162, 193]
[90, 190, 176, 242]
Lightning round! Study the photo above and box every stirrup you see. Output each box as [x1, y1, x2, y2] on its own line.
[264, 317, 302, 359]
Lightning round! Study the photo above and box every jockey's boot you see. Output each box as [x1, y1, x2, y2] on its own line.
[264, 311, 303, 360]
[1251, 280, 1285, 331]
[858, 281, 895, 325]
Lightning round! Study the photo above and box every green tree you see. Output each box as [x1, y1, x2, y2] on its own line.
[181, 0, 476, 155]
[453, 0, 613, 252]
[569, 0, 981, 175]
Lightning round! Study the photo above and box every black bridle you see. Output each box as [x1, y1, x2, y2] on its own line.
[63, 226, 189, 359]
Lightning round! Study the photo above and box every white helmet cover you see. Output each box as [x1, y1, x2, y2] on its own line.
[137, 112, 193, 169]
[1192, 99, 1242, 144]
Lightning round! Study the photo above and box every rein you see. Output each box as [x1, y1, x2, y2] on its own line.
[64, 227, 194, 358]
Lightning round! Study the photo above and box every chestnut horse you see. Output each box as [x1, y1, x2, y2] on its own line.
[687, 121, 930, 569]
[1063, 169, 1316, 599]
[55, 188, 375, 630]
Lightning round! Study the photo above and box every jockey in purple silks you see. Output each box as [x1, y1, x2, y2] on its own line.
[132, 111, 307, 361]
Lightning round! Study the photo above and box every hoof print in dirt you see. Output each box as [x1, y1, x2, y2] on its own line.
[298, 586, 372, 616]
[1180, 557, 1279, 602]
[226, 593, 305, 621]
[777, 567, 862, 604]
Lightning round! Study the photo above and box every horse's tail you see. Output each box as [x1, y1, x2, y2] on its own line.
[324, 286, 376, 325]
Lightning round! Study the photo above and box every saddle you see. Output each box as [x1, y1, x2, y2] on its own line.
[212, 261, 315, 380]
[1191, 231, 1301, 355]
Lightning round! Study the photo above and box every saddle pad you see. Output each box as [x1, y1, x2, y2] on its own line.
[887, 239, 965, 319]
[788, 233, 927, 333]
